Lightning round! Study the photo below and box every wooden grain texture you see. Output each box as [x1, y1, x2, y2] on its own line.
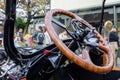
[45, 9, 114, 73]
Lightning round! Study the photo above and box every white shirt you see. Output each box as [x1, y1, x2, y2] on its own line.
[43, 32, 52, 45]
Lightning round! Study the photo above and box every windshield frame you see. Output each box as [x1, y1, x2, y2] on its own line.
[4, 0, 20, 62]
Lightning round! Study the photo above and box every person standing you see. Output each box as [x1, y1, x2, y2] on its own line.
[59, 30, 70, 40]
[32, 26, 44, 45]
[43, 30, 52, 45]
[109, 25, 119, 67]
[109, 25, 119, 49]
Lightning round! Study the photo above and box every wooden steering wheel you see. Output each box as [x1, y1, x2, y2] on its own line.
[45, 9, 114, 73]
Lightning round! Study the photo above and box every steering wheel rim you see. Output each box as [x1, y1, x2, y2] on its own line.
[45, 9, 114, 73]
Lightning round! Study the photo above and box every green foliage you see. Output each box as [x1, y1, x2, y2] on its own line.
[16, 0, 49, 35]
[118, 47, 120, 51]
[16, 17, 26, 30]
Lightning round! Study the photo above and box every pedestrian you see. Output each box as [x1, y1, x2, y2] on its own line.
[32, 26, 44, 45]
[109, 25, 119, 50]
[59, 30, 70, 40]
[43, 28, 52, 45]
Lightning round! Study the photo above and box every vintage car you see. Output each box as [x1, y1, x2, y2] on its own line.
[0, 0, 120, 80]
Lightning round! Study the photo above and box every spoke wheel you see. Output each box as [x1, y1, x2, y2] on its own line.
[45, 9, 114, 73]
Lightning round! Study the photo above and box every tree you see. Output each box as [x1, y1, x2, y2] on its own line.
[0, 0, 50, 35]
[17, 0, 49, 36]
[16, 17, 26, 31]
